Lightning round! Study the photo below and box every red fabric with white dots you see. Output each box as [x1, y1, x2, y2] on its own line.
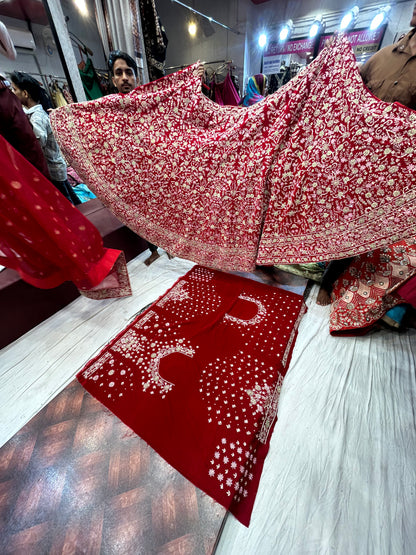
[77, 265, 306, 526]
[0, 135, 131, 298]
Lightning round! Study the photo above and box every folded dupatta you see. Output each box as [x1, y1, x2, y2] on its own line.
[0, 135, 131, 299]
[51, 36, 416, 272]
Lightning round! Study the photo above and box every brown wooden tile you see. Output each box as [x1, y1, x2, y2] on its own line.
[0, 380, 226, 554]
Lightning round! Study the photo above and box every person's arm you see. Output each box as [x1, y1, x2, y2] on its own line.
[29, 112, 48, 147]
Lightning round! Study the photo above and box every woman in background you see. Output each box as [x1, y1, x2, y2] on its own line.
[239, 73, 267, 106]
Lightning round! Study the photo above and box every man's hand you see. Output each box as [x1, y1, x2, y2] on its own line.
[197, 65, 205, 80]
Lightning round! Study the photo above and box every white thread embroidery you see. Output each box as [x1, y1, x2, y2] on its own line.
[83, 351, 113, 379]
[224, 294, 266, 326]
[157, 281, 190, 307]
[143, 343, 195, 394]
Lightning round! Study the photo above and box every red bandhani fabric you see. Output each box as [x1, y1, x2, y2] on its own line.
[77, 266, 306, 525]
[51, 35, 416, 272]
[329, 239, 416, 335]
[0, 135, 132, 299]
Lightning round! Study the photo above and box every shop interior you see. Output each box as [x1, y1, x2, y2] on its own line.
[0, 0, 416, 553]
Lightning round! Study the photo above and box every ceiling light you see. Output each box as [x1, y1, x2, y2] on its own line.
[188, 21, 197, 36]
[258, 33, 267, 48]
[309, 15, 324, 39]
[340, 6, 359, 31]
[279, 19, 293, 42]
[73, 0, 88, 17]
[370, 5, 391, 31]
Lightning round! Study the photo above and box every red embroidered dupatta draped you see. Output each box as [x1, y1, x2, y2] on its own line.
[0, 136, 132, 299]
[51, 36, 416, 272]
[77, 266, 306, 526]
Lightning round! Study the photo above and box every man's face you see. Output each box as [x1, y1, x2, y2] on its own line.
[112, 58, 137, 93]
[11, 82, 28, 106]
[411, 3, 416, 27]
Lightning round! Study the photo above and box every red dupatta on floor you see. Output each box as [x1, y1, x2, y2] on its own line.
[77, 266, 306, 526]
[51, 36, 416, 272]
[0, 136, 131, 299]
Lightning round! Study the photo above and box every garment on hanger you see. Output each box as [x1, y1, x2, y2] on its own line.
[0, 135, 131, 299]
[51, 35, 416, 273]
[204, 62, 240, 106]
[267, 73, 279, 95]
[139, 0, 168, 81]
[62, 83, 74, 104]
[79, 57, 103, 100]
[213, 71, 240, 106]
[95, 70, 113, 96]
[50, 80, 68, 108]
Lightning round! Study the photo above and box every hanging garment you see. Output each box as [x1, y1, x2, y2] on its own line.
[329, 239, 416, 335]
[139, 0, 168, 81]
[79, 58, 103, 100]
[51, 36, 416, 273]
[0, 135, 131, 299]
[50, 81, 68, 108]
[62, 83, 74, 104]
[213, 72, 241, 106]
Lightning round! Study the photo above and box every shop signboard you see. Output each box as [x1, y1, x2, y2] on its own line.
[262, 36, 315, 74]
[317, 26, 387, 63]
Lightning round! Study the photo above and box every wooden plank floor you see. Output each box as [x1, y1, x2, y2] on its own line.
[0, 379, 226, 554]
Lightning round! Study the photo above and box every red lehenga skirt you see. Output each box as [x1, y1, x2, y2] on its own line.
[51, 35, 416, 273]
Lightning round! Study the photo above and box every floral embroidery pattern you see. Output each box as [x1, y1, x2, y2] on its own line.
[52, 36, 416, 273]
[157, 281, 190, 307]
[247, 383, 273, 415]
[208, 437, 257, 503]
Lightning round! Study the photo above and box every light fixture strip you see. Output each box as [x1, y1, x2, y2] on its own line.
[273, 2, 392, 36]
[171, 0, 241, 34]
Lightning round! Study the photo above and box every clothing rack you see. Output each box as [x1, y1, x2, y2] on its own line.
[165, 59, 233, 71]
[69, 32, 93, 57]
[20, 71, 67, 97]
[201, 58, 233, 67]
[29, 72, 67, 81]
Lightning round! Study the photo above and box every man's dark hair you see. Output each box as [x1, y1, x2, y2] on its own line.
[10, 71, 52, 111]
[10, 71, 42, 102]
[108, 50, 138, 77]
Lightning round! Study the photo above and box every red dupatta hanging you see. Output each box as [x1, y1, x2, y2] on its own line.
[0, 135, 131, 299]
